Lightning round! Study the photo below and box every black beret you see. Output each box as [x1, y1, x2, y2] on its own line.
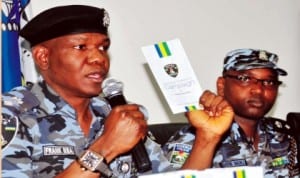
[20, 5, 110, 46]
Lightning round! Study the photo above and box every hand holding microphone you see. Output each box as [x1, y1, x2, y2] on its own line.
[101, 78, 152, 173]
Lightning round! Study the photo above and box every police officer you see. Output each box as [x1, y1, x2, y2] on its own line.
[1, 5, 173, 178]
[163, 49, 300, 178]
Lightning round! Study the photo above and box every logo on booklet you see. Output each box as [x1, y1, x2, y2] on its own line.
[170, 143, 192, 165]
[164, 63, 178, 77]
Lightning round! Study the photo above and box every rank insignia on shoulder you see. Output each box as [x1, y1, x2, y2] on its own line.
[265, 117, 292, 135]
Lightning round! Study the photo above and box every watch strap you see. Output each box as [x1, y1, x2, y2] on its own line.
[97, 161, 113, 178]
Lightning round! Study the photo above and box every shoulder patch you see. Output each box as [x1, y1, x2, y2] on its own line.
[1, 115, 18, 150]
[169, 143, 192, 166]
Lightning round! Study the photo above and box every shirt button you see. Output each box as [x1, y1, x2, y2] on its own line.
[118, 161, 130, 173]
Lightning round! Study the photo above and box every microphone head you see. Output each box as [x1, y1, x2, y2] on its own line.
[101, 78, 124, 97]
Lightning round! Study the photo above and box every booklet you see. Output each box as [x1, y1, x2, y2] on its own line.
[141, 38, 203, 114]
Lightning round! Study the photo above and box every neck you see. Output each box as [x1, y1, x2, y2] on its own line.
[42, 81, 94, 136]
[234, 115, 258, 137]
[59, 93, 93, 136]
[70, 98, 93, 136]
[234, 115, 260, 149]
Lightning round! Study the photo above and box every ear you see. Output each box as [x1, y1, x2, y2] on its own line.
[217, 76, 225, 96]
[32, 45, 49, 70]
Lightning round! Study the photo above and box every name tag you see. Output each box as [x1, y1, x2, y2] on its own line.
[43, 145, 75, 156]
[221, 159, 247, 167]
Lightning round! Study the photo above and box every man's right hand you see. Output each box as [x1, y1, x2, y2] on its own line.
[90, 104, 147, 162]
[182, 90, 234, 170]
[186, 90, 234, 142]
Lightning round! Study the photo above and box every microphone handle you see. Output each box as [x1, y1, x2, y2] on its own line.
[106, 94, 127, 108]
[131, 140, 152, 172]
[105, 94, 152, 172]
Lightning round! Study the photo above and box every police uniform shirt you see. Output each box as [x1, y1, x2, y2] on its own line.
[1, 81, 174, 178]
[163, 120, 299, 178]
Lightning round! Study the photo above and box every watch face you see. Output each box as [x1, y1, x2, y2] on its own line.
[80, 150, 104, 171]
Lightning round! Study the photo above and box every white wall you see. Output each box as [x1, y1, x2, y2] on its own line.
[29, 0, 300, 124]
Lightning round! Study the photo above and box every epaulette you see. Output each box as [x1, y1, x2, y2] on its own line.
[263, 117, 292, 135]
[286, 112, 300, 137]
[2, 86, 40, 114]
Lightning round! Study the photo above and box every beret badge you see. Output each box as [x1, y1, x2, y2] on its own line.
[259, 51, 268, 61]
[103, 10, 110, 28]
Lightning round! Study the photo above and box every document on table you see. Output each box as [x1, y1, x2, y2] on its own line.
[141, 38, 203, 114]
[139, 166, 264, 178]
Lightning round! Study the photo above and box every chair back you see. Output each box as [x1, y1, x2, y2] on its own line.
[286, 112, 300, 164]
[148, 123, 188, 146]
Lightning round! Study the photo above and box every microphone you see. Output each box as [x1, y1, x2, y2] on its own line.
[101, 78, 152, 172]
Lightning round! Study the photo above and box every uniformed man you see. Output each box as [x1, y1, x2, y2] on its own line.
[1, 5, 174, 178]
[163, 48, 300, 178]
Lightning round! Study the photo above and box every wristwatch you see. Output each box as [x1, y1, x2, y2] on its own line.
[78, 149, 113, 177]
